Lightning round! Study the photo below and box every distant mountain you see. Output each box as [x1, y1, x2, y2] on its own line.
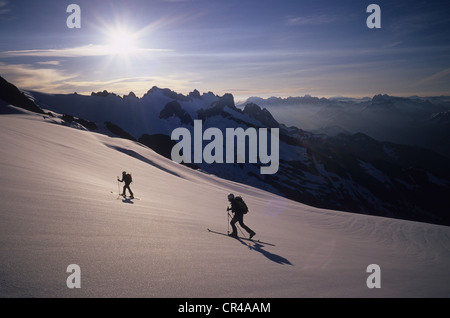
[1, 78, 449, 226]
[238, 94, 450, 159]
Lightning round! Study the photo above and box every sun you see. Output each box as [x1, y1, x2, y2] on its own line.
[106, 28, 138, 55]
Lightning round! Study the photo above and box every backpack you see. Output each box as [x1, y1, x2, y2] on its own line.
[124, 173, 132, 184]
[234, 196, 248, 214]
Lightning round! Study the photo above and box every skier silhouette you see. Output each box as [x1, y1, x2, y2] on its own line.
[118, 171, 134, 199]
[227, 193, 256, 239]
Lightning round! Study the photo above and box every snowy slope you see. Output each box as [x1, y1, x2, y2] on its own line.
[27, 88, 450, 227]
[1, 109, 450, 297]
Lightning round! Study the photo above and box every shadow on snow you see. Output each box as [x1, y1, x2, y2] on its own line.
[236, 238, 293, 266]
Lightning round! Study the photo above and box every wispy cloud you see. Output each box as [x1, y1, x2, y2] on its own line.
[36, 61, 61, 66]
[62, 75, 197, 96]
[0, 62, 77, 92]
[417, 68, 450, 85]
[0, 62, 198, 97]
[285, 14, 338, 27]
[0, 45, 172, 58]
[0, 0, 10, 13]
[0, 0, 12, 20]
[163, 0, 199, 2]
[383, 41, 403, 49]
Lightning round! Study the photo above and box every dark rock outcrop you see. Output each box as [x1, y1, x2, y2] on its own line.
[0, 76, 44, 114]
[159, 101, 194, 125]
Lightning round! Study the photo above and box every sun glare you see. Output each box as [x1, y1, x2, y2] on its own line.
[107, 29, 138, 55]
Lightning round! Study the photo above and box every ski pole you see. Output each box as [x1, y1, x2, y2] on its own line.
[117, 176, 120, 197]
[227, 207, 232, 234]
[227, 209, 230, 234]
[236, 222, 245, 237]
[228, 210, 245, 236]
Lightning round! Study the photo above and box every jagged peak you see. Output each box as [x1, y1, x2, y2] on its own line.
[123, 91, 137, 99]
[91, 90, 120, 98]
[144, 86, 190, 102]
[188, 89, 201, 99]
[208, 93, 236, 111]
[159, 100, 193, 125]
[243, 102, 279, 128]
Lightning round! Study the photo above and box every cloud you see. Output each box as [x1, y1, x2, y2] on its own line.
[162, 0, 199, 2]
[0, 0, 11, 18]
[0, 0, 9, 11]
[417, 68, 450, 85]
[36, 61, 61, 66]
[67, 73, 208, 97]
[285, 14, 337, 26]
[0, 62, 198, 97]
[0, 62, 77, 92]
[383, 41, 403, 49]
[0, 45, 172, 58]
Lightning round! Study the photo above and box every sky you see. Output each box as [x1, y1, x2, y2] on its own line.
[0, 0, 449, 100]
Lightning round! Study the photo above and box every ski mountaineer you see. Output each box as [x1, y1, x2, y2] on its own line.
[227, 193, 256, 239]
[118, 171, 134, 199]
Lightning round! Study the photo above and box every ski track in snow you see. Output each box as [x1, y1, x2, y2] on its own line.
[1, 110, 450, 297]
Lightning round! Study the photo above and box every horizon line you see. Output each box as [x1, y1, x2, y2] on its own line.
[21, 86, 450, 102]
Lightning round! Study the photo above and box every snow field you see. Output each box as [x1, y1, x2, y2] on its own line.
[1, 111, 449, 297]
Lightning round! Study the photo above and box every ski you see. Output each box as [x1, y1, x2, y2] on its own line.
[123, 196, 140, 200]
[110, 192, 140, 200]
[207, 228, 275, 246]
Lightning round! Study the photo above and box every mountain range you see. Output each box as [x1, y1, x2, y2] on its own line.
[238, 94, 450, 158]
[1, 75, 449, 226]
